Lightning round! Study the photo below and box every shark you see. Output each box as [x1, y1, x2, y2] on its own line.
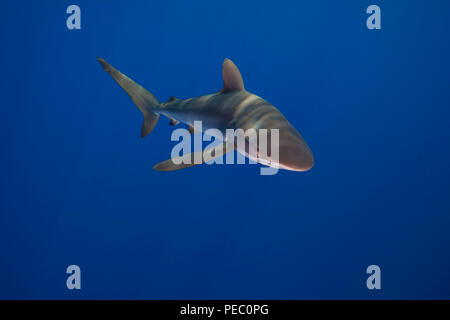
[97, 57, 314, 172]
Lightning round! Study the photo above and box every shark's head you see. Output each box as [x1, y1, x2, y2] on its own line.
[253, 123, 314, 172]
[277, 128, 314, 171]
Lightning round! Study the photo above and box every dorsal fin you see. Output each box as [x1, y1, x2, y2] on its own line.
[222, 58, 244, 92]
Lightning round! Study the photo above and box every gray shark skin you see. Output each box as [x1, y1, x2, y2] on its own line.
[97, 58, 314, 172]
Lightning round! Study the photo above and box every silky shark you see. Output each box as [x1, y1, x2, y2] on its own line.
[97, 58, 314, 172]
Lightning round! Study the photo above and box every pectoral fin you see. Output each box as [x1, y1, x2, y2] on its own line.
[153, 142, 233, 171]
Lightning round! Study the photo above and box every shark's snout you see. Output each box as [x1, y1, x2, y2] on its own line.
[277, 129, 314, 172]
[279, 142, 314, 171]
[254, 127, 314, 172]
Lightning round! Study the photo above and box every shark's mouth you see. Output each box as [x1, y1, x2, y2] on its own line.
[246, 152, 310, 172]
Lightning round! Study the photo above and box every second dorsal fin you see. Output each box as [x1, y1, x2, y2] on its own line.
[221, 58, 244, 92]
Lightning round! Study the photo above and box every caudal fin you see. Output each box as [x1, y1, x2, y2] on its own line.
[97, 57, 160, 137]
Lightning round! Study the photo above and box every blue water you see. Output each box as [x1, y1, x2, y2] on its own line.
[1, 0, 450, 299]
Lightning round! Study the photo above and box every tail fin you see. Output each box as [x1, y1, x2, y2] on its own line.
[97, 57, 160, 137]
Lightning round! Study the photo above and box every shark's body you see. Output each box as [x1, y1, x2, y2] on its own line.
[97, 58, 314, 172]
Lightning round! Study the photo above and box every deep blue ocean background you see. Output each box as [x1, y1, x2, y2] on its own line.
[1, 0, 450, 299]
